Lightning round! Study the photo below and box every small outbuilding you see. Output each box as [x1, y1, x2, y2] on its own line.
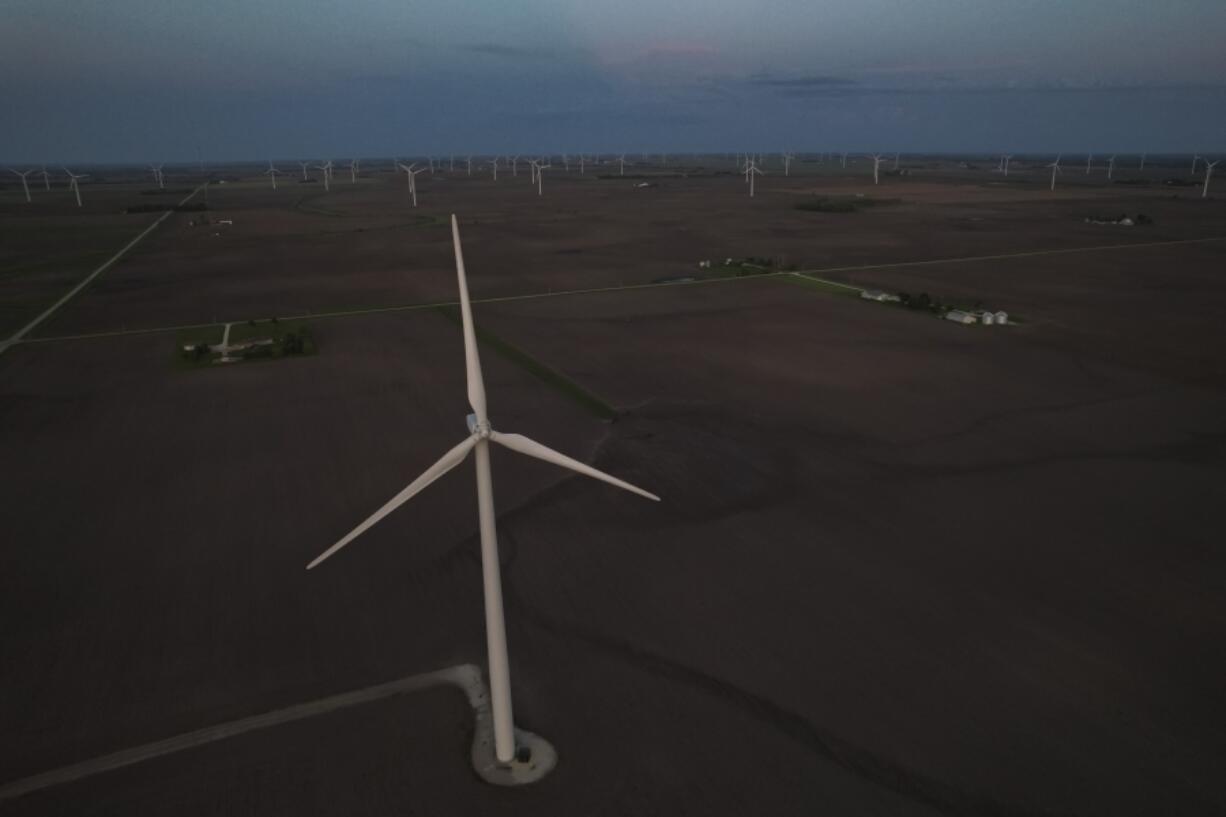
[981, 311, 995, 325]
[994, 310, 1008, 324]
[944, 309, 976, 325]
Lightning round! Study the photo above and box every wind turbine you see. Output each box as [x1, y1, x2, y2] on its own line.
[510, 155, 520, 177]
[490, 156, 499, 181]
[63, 167, 88, 207]
[617, 154, 629, 176]
[466, 156, 473, 177]
[892, 152, 900, 171]
[349, 159, 360, 183]
[782, 152, 794, 176]
[1106, 155, 1116, 181]
[1086, 153, 1093, 175]
[578, 154, 586, 174]
[398, 162, 428, 207]
[1139, 153, 1147, 171]
[40, 166, 50, 192]
[1192, 155, 1200, 175]
[1204, 159, 1219, 198]
[868, 154, 885, 185]
[7, 168, 34, 203]
[314, 161, 333, 192]
[745, 159, 764, 197]
[533, 161, 551, 196]
[298, 161, 310, 181]
[149, 164, 165, 189]
[1047, 154, 1062, 191]
[308, 215, 658, 766]
[265, 161, 283, 190]
[1002, 154, 1014, 177]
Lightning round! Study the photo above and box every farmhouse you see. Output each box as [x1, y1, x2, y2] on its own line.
[860, 289, 901, 302]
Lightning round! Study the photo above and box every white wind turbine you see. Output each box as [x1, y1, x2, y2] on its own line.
[868, 154, 885, 185]
[398, 162, 428, 207]
[308, 214, 658, 766]
[1002, 154, 1014, 177]
[466, 156, 473, 177]
[1192, 155, 1200, 175]
[490, 156, 500, 181]
[149, 164, 165, 189]
[745, 159, 764, 197]
[1086, 153, 1093, 175]
[532, 161, 551, 196]
[1106, 155, 1116, 181]
[7, 168, 34, 203]
[40, 166, 50, 192]
[782, 152, 794, 176]
[349, 159, 361, 183]
[510, 155, 520, 177]
[1203, 159, 1219, 198]
[265, 161, 283, 190]
[840, 152, 848, 169]
[1047, 154, 1062, 191]
[314, 161, 333, 192]
[63, 167, 88, 207]
[617, 154, 628, 176]
[892, 152, 900, 171]
[298, 161, 310, 181]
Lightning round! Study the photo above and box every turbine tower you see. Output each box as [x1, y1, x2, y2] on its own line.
[7, 168, 34, 203]
[1204, 159, 1219, 199]
[782, 152, 794, 176]
[1002, 154, 1014, 177]
[265, 161, 283, 190]
[1192, 155, 1200, 175]
[314, 161, 333, 192]
[149, 164, 165, 189]
[745, 159, 764, 197]
[40, 166, 50, 192]
[398, 162, 426, 207]
[617, 154, 628, 176]
[490, 156, 499, 181]
[1107, 155, 1116, 181]
[63, 168, 88, 207]
[308, 215, 658, 767]
[531, 161, 551, 196]
[1047, 154, 1062, 191]
[1139, 153, 1147, 171]
[868, 154, 884, 185]
[298, 161, 310, 181]
[1086, 153, 1093, 175]
[349, 159, 360, 183]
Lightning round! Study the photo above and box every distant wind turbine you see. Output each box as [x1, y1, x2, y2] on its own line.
[314, 161, 333, 192]
[349, 159, 360, 183]
[1047, 154, 1062, 191]
[868, 154, 885, 185]
[466, 156, 473, 177]
[490, 156, 499, 181]
[510, 155, 520, 177]
[745, 159, 764, 197]
[531, 160, 551, 196]
[7, 168, 34, 202]
[1106, 155, 1116, 181]
[840, 152, 848, 168]
[782, 152, 794, 176]
[1002, 154, 1014, 177]
[1139, 153, 1146, 171]
[398, 162, 428, 207]
[298, 161, 310, 181]
[63, 167, 88, 207]
[1086, 153, 1094, 175]
[306, 214, 658, 767]
[617, 154, 629, 176]
[149, 164, 165, 189]
[40, 166, 50, 192]
[1204, 159, 1219, 198]
[892, 152, 900, 171]
[1192, 155, 1200, 175]
[265, 161, 283, 190]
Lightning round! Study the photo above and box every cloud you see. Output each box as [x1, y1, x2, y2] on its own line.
[748, 75, 857, 89]
[460, 42, 553, 60]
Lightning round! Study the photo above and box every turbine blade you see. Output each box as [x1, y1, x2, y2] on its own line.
[489, 430, 659, 502]
[450, 215, 487, 422]
[307, 436, 477, 569]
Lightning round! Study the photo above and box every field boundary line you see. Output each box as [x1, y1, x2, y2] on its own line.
[0, 184, 207, 356]
[14, 234, 1226, 346]
[0, 663, 484, 802]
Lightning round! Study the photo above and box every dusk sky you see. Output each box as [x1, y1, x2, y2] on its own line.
[3, 0, 1224, 163]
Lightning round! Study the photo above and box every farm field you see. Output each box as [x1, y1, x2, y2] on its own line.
[2, 157, 1225, 816]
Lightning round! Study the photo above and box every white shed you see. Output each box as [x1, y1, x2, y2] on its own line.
[945, 309, 976, 324]
[994, 311, 1008, 324]
[981, 311, 995, 325]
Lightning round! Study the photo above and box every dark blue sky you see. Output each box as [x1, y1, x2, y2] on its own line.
[3, 0, 1224, 163]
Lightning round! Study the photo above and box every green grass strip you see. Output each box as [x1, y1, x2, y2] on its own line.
[433, 305, 617, 421]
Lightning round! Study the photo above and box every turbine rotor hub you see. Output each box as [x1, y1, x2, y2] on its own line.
[466, 414, 492, 439]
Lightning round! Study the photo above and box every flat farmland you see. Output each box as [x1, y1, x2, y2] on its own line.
[20, 162, 1222, 339]
[2, 161, 1225, 816]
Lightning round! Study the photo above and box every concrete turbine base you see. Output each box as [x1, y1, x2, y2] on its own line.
[462, 664, 556, 785]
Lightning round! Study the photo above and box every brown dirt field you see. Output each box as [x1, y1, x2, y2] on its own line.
[3, 162, 1225, 816]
